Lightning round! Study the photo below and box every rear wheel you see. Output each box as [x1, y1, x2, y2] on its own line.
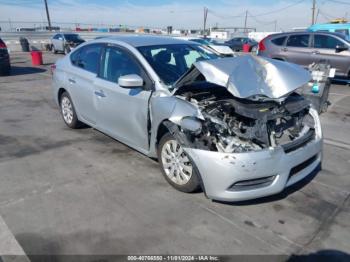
[0, 64, 10, 76]
[59, 92, 81, 128]
[157, 133, 201, 193]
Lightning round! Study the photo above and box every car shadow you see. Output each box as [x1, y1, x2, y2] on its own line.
[9, 66, 47, 76]
[7, 231, 350, 261]
[213, 163, 321, 206]
[331, 78, 350, 85]
[288, 249, 350, 262]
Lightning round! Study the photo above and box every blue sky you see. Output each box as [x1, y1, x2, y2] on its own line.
[0, 0, 349, 31]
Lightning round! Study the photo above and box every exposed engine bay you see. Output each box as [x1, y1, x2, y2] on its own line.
[173, 83, 316, 153]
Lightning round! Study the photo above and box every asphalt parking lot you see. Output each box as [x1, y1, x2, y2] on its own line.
[0, 52, 350, 260]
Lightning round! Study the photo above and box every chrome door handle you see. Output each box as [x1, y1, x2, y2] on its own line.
[94, 90, 106, 97]
[68, 78, 76, 84]
[312, 50, 320, 55]
[282, 47, 288, 52]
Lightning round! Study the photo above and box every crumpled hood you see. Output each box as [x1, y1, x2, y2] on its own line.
[175, 55, 311, 99]
[208, 44, 234, 55]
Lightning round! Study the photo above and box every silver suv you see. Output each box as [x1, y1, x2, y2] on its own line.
[258, 31, 350, 78]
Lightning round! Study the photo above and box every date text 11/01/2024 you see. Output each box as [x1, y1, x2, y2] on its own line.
[127, 255, 220, 261]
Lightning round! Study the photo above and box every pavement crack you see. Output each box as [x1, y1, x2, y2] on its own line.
[299, 193, 350, 253]
[201, 205, 290, 254]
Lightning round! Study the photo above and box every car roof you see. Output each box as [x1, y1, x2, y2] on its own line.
[175, 36, 200, 40]
[94, 35, 197, 47]
[309, 23, 350, 30]
[268, 31, 346, 39]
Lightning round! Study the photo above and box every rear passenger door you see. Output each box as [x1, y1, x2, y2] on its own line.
[68, 43, 103, 126]
[283, 34, 313, 66]
[312, 34, 350, 76]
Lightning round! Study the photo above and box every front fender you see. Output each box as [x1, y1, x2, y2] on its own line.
[148, 96, 203, 157]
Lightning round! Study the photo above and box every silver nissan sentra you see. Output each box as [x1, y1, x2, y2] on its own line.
[52, 35, 323, 202]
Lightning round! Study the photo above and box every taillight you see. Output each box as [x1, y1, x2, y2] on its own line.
[258, 37, 267, 52]
[50, 64, 56, 75]
[0, 41, 7, 49]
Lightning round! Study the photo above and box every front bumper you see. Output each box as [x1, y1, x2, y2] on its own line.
[185, 109, 323, 202]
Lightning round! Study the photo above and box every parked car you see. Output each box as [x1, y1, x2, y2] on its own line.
[308, 23, 350, 40]
[225, 37, 258, 52]
[0, 38, 10, 76]
[51, 33, 85, 54]
[257, 31, 350, 79]
[176, 37, 234, 56]
[52, 35, 322, 202]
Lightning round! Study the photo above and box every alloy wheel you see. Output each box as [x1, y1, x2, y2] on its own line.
[61, 96, 74, 124]
[161, 139, 193, 185]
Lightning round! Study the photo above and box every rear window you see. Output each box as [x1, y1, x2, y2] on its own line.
[271, 36, 286, 46]
[286, 34, 310, 47]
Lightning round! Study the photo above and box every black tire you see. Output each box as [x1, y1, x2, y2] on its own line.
[59, 92, 81, 129]
[157, 133, 201, 193]
[0, 64, 10, 76]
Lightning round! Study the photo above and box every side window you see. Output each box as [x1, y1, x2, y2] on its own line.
[100, 47, 141, 83]
[70, 44, 102, 74]
[286, 34, 310, 47]
[271, 36, 286, 46]
[314, 35, 345, 49]
[335, 29, 349, 36]
[53, 34, 59, 40]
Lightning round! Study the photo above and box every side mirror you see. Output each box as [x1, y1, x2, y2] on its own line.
[118, 74, 144, 88]
[335, 45, 348, 53]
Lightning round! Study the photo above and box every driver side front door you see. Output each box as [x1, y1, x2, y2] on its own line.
[93, 45, 153, 153]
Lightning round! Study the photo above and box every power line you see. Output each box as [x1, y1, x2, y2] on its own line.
[207, 10, 246, 19]
[249, 0, 306, 17]
[326, 0, 350, 5]
[248, 12, 276, 25]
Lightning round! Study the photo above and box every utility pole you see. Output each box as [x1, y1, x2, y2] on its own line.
[203, 7, 208, 36]
[311, 0, 316, 25]
[44, 0, 52, 31]
[8, 18, 12, 32]
[274, 20, 277, 32]
[244, 10, 248, 33]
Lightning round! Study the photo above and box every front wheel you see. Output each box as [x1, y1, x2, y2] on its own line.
[157, 133, 201, 193]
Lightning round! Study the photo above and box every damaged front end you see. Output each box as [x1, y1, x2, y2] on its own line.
[169, 55, 320, 155]
[160, 55, 322, 201]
